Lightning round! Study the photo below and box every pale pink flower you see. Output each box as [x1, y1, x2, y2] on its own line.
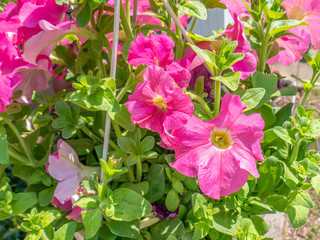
[171, 94, 264, 199]
[46, 140, 100, 208]
[128, 33, 191, 88]
[282, 0, 320, 49]
[125, 65, 194, 140]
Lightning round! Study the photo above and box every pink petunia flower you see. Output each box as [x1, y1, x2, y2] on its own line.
[128, 33, 191, 88]
[282, 0, 320, 49]
[125, 65, 194, 145]
[46, 140, 100, 210]
[267, 31, 310, 65]
[170, 94, 264, 199]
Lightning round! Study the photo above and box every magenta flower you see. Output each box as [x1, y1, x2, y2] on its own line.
[282, 0, 320, 49]
[46, 140, 100, 208]
[221, 0, 250, 19]
[128, 33, 191, 88]
[125, 66, 194, 141]
[171, 94, 264, 199]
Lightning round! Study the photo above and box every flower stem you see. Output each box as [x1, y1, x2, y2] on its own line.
[136, 156, 142, 183]
[2, 116, 35, 164]
[258, 21, 272, 72]
[81, 126, 103, 143]
[187, 92, 214, 120]
[120, 0, 134, 40]
[124, 155, 136, 183]
[7, 147, 33, 166]
[214, 80, 221, 117]
[289, 138, 302, 164]
[132, 0, 138, 26]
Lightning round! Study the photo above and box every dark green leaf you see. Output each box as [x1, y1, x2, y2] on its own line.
[82, 209, 102, 239]
[252, 72, 278, 108]
[0, 125, 9, 164]
[144, 164, 165, 202]
[151, 218, 185, 240]
[108, 220, 140, 239]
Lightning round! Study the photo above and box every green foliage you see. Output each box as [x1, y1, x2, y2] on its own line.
[177, 1, 207, 20]
[52, 100, 85, 139]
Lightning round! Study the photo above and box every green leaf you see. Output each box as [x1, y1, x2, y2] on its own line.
[269, 19, 308, 36]
[75, 195, 100, 209]
[233, 88, 266, 111]
[280, 161, 299, 189]
[121, 182, 149, 196]
[151, 218, 185, 240]
[271, 103, 293, 127]
[66, 138, 94, 156]
[177, 1, 207, 20]
[190, 45, 215, 71]
[286, 205, 309, 228]
[257, 156, 282, 196]
[0, 125, 9, 164]
[266, 195, 288, 212]
[82, 209, 102, 239]
[11, 193, 37, 215]
[39, 187, 55, 207]
[273, 126, 294, 145]
[250, 216, 270, 235]
[54, 222, 77, 240]
[192, 193, 207, 219]
[108, 220, 140, 239]
[76, 3, 92, 28]
[212, 72, 241, 91]
[112, 188, 152, 222]
[117, 137, 137, 154]
[270, 86, 298, 98]
[211, 211, 237, 236]
[193, 221, 210, 240]
[311, 175, 320, 194]
[201, 0, 226, 9]
[251, 72, 278, 108]
[293, 192, 313, 209]
[109, 105, 135, 132]
[144, 164, 165, 202]
[165, 189, 180, 212]
[140, 136, 155, 153]
[41, 210, 60, 228]
[172, 179, 185, 193]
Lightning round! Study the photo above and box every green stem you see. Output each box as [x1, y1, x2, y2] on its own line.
[300, 89, 311, 107]
[7, 147, 33, 166]
[289, 138, 302, 164]
[109, 139, 120, 151]
[187, 92, 214, 120]
[214, 81, 221, 117]
[132, 0, 138, 26]
[136, 156, 142, 183]
[112, 121, 122, 138]
[81, 126, 103, 143]
[126, 0, 131, 30]
[124, 155, 136, 182]
[120, 1, 134, 40]
[258, 21, 272, 72]
[189, 17, 198, 33]
[2, 117, 34, 164]
[97, 53, 106, 78]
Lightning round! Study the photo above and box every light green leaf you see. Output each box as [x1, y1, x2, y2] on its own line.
[112, 188, 152, 222]
[286, 205, 309, 228]
[212, 72, 241, 91]
[252, 72, 278, 108]
[311, 175, 320, 194]
[269, 20, 308, 36]
[270, 86, 297, 98]
[82, 209, 102, 239]
[233, 88, 266, 111]
[108, 219, 140, 239]
[165, 189, 180, 212]
[109, 104, 135, 132]
[294, 192, 313, 209]
[54, 222, 77, 240]
[144, 164, 165, 202]
[150, 218, 185, 240]
[177, 1, 207, 20]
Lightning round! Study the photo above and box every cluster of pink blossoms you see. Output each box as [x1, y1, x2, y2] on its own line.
[125, 33, 265, 199]
[0, 0, 68, 111]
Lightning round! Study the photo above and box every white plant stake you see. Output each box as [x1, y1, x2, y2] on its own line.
[102, 0, 121, 170]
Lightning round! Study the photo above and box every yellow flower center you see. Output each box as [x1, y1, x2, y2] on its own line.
[210, 127, 233, 149]
[153, 95, 166, 109]
[288, 5, 306, 21]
